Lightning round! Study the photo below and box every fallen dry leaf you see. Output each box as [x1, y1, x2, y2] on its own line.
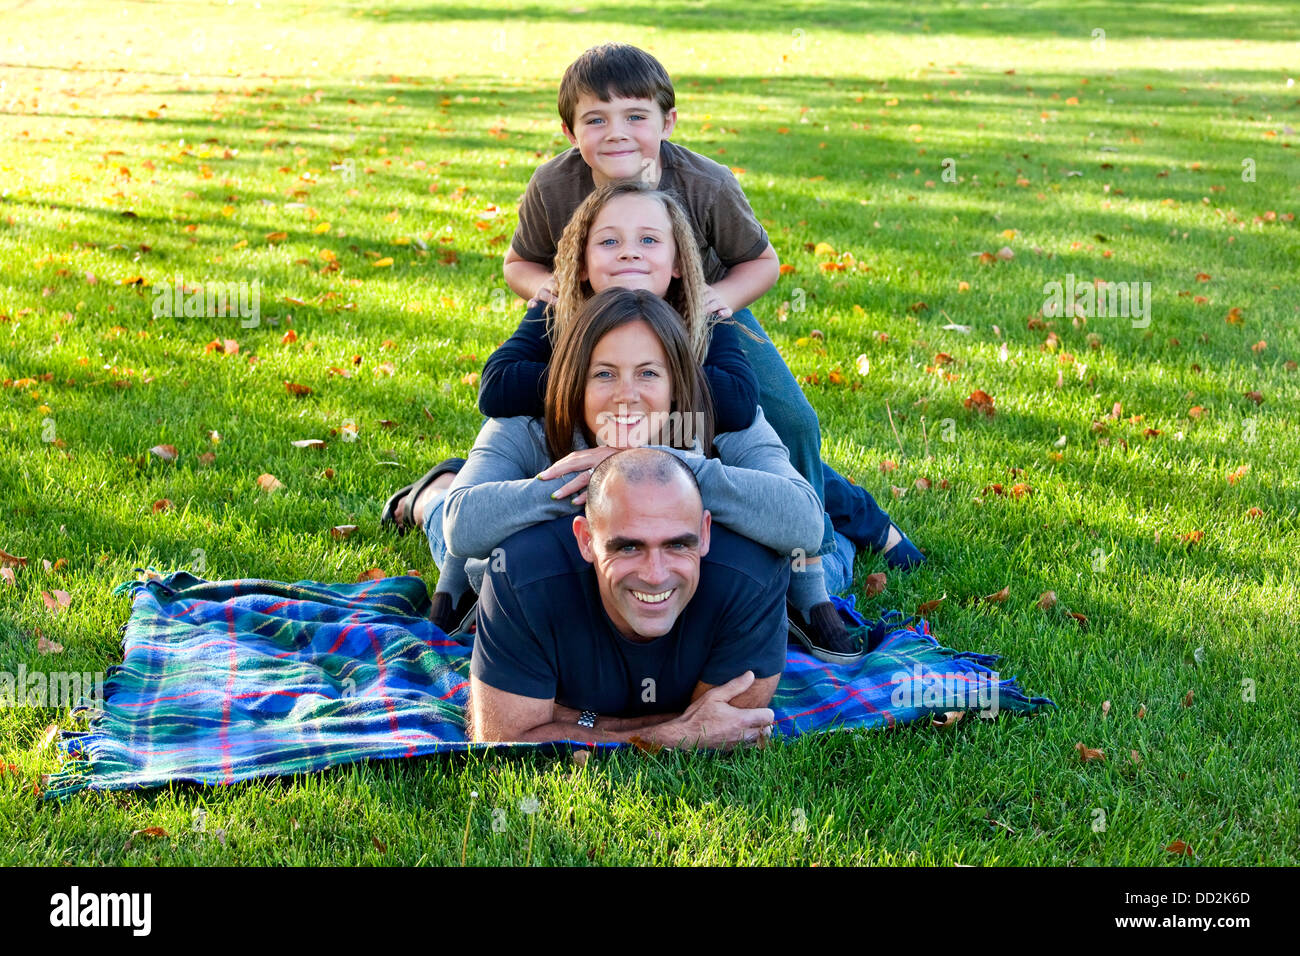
[1225, 307, 1243, 324]
[1075, 741, 1106, 762]
[1227, 465, 1250, 485]
[257, 474, 285, 493]
[1137, 704, 1147, 719]
[38, 636, 64, 655]
[964, 389, 995, 417]
[41, 589, 72, 613]
[628, 735, 664, 755]
[1101, 700, 1111, 717]
[879, 459, 897, 473]
[864, 572, 887, 598]
[980, 585, 1010, 604]
[1182, 689, 1194, 708]
[331, 525, 358, 539]
[1244, 390, 1263, 405]
[150, 444, 179, 462]
[0, 567, 14, 586]
[1246, 507, 1263, 518]
[1187, 405, 1205, 419]
[281, 329, 298, 344]
[124, 826, 169, 851]
[1009, 483, 1033, 498]
[1069, 612, 1089, 628]
[152, 499, 172, 513]
[197, 452, 216, 466]
[1178, 530, 1204, 546]
[285, 381, 313, 397]
[1130, 750, 1142, 766]
[0, 548, 28, 568]
[916, 594, 947, 615]
[1165, 839, 1193, 857]
[1037, 590, 1058, 610]
[357, 568, 385, 582]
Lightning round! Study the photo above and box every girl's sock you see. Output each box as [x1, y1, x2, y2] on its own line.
[788, 560, 831, 619]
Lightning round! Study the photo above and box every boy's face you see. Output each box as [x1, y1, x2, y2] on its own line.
[562, 90, 677, 188]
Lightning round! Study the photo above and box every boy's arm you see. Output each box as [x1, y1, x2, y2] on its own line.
[709, 242, 781, 314]
[478, 303, 553, 419]
[503, 248, 557, 305]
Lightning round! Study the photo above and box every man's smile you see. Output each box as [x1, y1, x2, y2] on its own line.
[630, 587, 675, 604]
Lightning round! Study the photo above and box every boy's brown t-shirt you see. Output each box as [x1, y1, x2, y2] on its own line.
[510, 140, 770, 284]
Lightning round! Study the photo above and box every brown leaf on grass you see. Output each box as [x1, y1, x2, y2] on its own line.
[1130, 750, 1142, 765]
[1227, 465, 1250, 485]
[285, 382, 313, 397]
[357, 568, 385, 582]
[1187, 405, 1205, 419]
[1225, 307, 1243, 324]
[291, 439, 326, 449]
[0, 548, 28, 568]
[1195, 273, 1212, 283]
[1037, 590, 1058, 610]
[197, 452, 216, 466]
[265, 231, 288, 242]
[1178, 530, 1204, 545]
[964, 389, 995, 416]
[1251, 340, 1267, 353]
[1246, 507, 1263, 518]
[281, 330, 298, 344]
[932, 710, 965, 729]
[1009, 483, 1033, 497]
[996, 246, 1015, 261]
[1182, 689, 1194, 708]
[41, 590, 72, 613]
[908, 301, 929, 313]
[1165, 839, 1193, 857]
[124, 826, 169, 851]
[0, 567, 15, 586]
[879, 459, 897, 473]
[1075, 741, 1106, 762]
[1101, 700, 1111, 717]
[572, 749, 590, 769]
[1068, 612, 1089, 628]
[38, 636, 64, 655]
[45, 558, 68, 574]
[916, 594, 947, 615]
[1136, 704, 1147, 719]
[1244, 390, 1263, 405]
[864, 572, 887, 598]
[150, 444, 179, 462]
[330, 525, 358, 539]
[980, 585, 1010, 604]
[152, 499, 172, 513]
[257, 474, 285, 493]
[628, 735, 663, 755]
[933, 352, 954, 366]
[322, 468, 336, 480]
[982, 483, 1005, 496]
[371, 836, 387, 855]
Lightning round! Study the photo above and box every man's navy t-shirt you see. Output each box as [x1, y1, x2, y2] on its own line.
[471, 516, 790, 718]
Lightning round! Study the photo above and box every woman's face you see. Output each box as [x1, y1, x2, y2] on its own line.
[582, 193, 679, 298]
[583, 319, 673, 448]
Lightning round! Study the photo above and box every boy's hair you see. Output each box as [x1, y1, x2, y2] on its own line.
[552, 181, 710, 364]
[557, 43, 675, 133]
[544, 287, 715, 462]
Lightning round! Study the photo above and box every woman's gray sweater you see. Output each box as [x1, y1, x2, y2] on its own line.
[442, 407, 823, 586]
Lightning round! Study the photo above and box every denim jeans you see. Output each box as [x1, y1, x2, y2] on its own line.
[822, 463, 893, 552]
[729, 307, 836, 556]
[821, 529, 857, 597]
[421, 489, 472, 600]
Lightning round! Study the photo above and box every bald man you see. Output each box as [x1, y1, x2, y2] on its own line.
[468, 447, 790, 749]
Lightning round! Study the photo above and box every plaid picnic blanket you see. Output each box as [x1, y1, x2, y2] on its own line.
[46, 573, 1052, 799]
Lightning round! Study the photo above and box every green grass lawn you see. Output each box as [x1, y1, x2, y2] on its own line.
[2, 0, 1298, 865]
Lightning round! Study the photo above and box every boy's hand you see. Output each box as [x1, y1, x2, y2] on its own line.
[701, 285, 732, 319]
[527, 275, 558, 309]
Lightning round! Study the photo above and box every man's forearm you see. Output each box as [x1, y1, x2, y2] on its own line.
[497, 712, 693, 747]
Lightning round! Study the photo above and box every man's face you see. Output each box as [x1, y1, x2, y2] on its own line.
[563, 90, 677, 187]
[573, 474, 710, 641]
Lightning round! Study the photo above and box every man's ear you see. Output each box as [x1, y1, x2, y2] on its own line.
[561, 122, 578, 148]
[573, 514, 596, 564]
[698, 509, 711, 558]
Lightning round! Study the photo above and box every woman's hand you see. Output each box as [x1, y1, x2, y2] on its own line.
[526, 274, 558, 309]
[537, 445, 620, 504]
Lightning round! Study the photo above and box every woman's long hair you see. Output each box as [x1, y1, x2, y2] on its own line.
[544, 287, 715, 461]
[551, 181, 711, 364]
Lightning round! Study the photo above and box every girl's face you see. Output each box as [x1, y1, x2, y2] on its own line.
[583, 319, 673, 448]
[582, 193, 679, 299]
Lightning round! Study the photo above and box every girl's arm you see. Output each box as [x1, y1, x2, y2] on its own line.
[477, 302, 553, 420]
[664, 407, 824, 557]
[442, 417, 579, 560]
[702, 318, 759, 432]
